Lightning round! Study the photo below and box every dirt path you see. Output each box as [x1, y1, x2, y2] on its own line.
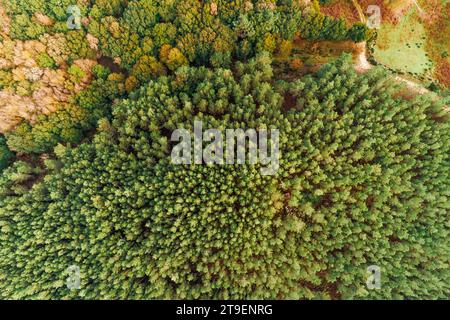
[412, 0, 425, 15]
[353, 42, 372, 72]
[354, 42, 433, 96]
[350, 0, 366, 23]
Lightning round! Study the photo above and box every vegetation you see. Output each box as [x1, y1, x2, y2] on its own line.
[0, 1, 448, 300]
[0, 55, 448, 299]
[1, 0, 372, 153]
[372, 8, 432, 79]
[0, 135, 13, 171]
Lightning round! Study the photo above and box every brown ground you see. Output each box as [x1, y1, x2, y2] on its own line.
[321, 0, 417, 25]
[320, 1, 360, 25]
[419, 0, 450, 88]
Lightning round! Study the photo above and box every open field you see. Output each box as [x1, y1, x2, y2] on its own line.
[372, 8, 433, 78]
[419, 0, 450, 88]
[365, 0, 449, 88]
[323, 0, 449, 88]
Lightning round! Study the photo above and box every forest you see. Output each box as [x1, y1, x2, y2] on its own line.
[0, 0, 448, 300]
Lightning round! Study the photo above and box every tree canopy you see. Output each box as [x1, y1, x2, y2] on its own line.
[0, 55, 448, 299]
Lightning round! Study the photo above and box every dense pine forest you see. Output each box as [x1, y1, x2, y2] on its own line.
[0, 1, 448, 300]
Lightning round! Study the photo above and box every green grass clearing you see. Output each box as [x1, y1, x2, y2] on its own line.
[373, 8, 433, 78]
